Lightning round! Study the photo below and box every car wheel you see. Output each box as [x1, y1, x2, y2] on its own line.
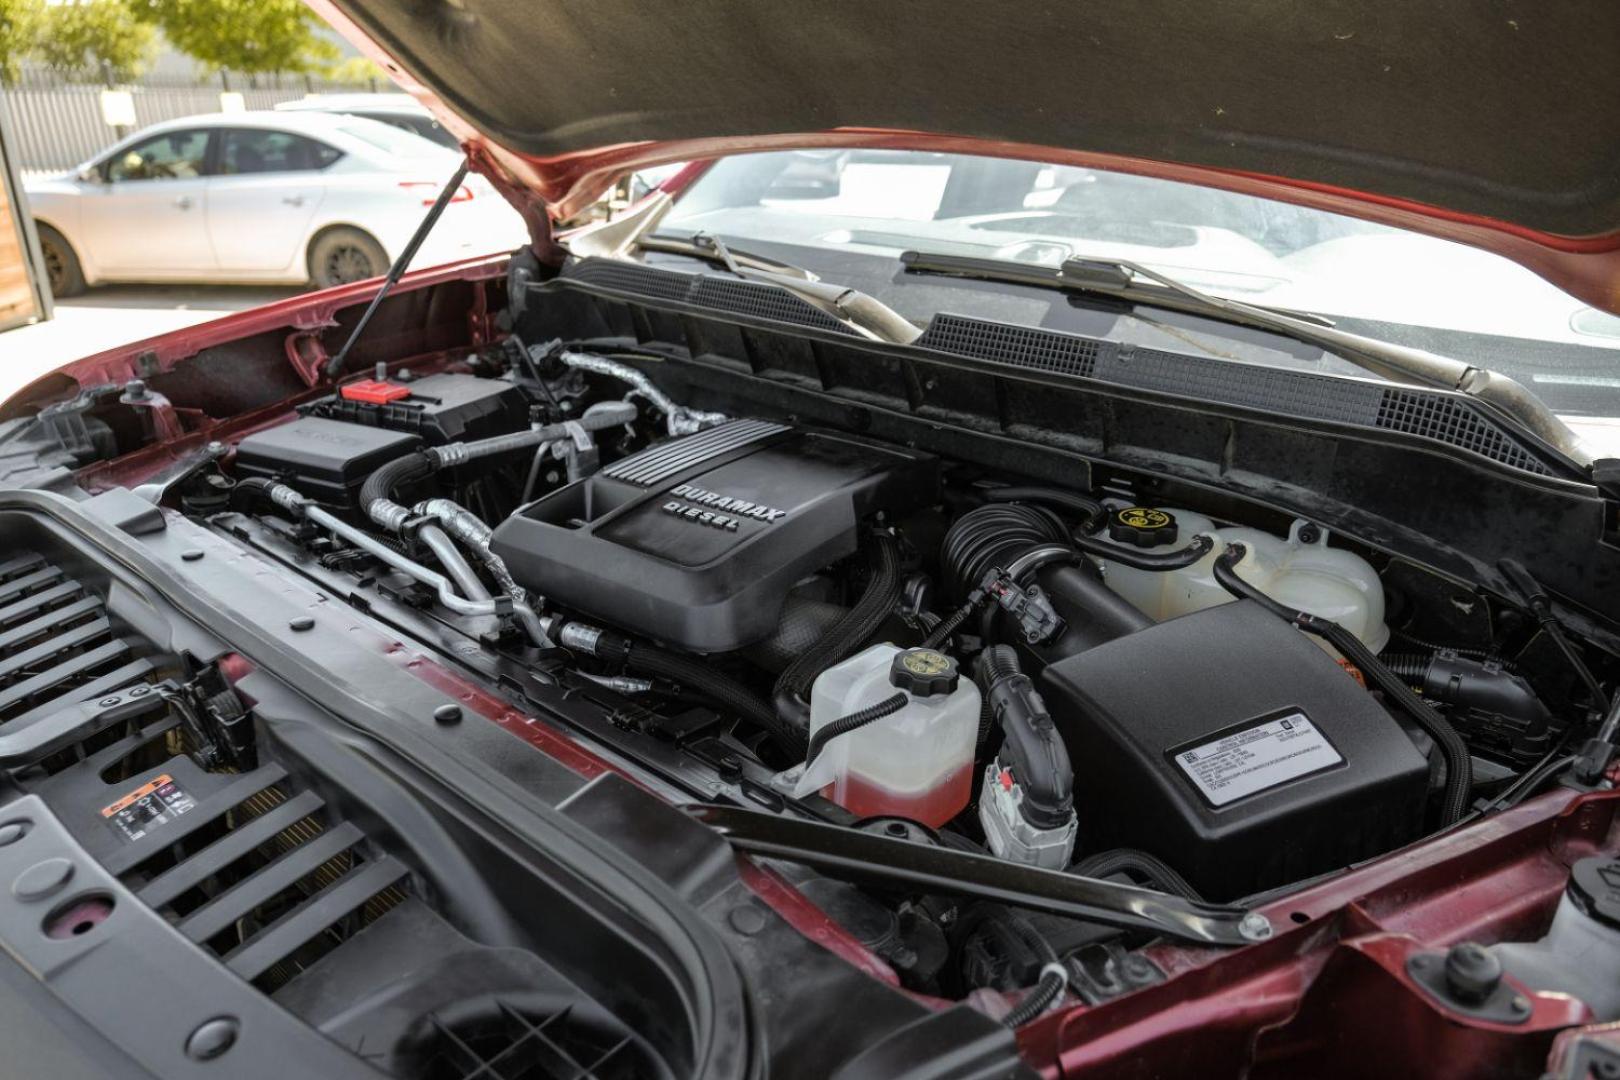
[307, 228, 389, 288]
[35, 224, 86, 298]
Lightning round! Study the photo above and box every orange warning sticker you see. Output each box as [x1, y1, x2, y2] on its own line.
[102, 774, 173, 817]
[101, 774, 196, 842]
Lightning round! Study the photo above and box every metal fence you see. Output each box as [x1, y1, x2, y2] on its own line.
[1, 66, 393, 177]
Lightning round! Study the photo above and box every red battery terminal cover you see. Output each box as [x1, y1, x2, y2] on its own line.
[341, 380, 412, 405]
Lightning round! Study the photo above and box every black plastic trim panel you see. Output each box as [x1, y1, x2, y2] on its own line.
[0, 793, 390, 1079]
[555, 266, 1561, 476]
[562, 258, 858, 336]
[915, 314, 1555, 476]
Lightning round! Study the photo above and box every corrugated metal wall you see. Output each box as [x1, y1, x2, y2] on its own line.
[1, 67, 390, 176]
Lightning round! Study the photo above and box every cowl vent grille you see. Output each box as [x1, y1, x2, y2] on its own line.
[562, 258, 856, 336]
[917, 313, 1103, 378]
[0, 552, 154, 730]
[1375, 388, 1550, 475]
[905, 317, 1554, 475]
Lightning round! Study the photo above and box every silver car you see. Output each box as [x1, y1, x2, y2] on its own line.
[25, 111, 523, 296]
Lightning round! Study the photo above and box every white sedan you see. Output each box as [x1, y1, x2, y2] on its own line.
[25, 111, 526, 296]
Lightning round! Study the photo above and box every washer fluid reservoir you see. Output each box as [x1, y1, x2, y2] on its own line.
[792, 644, 980, 827]
[1096, 508, 1389, 653]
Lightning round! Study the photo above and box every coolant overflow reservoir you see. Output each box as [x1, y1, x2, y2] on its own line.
[792, 644, 980, 826]
[1096, 510, 1389, 653]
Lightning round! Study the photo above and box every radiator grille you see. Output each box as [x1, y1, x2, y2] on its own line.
[114, 765, 409, 990]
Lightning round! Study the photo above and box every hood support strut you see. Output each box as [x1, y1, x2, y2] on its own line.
[324, 157, 472, 380]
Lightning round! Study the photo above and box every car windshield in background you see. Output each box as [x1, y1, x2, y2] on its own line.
[660, 150, 1620, 420]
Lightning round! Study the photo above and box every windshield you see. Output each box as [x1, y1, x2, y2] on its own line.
[660, 150, 1620, 427]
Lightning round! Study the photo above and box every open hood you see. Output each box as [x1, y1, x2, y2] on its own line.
[311, 1, 1620, 312]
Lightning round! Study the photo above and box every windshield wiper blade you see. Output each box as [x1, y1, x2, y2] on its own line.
[688, 803, 1268, 946]
[642, 231, 817, 281]
[902, 250, 1329, 325]
[644, 232, 921, 345]
[563, 197, 920, 344]
[901, 249, 1587, 467]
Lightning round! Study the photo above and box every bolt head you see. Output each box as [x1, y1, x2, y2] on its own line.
[1238, 912, 1273, 941]
[1443, 941, 1503, 1004]
[433, 703, 463, 725]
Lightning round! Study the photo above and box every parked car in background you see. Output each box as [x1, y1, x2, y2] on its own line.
[25, 111, 523, 296]
[273, 92, 458, 148]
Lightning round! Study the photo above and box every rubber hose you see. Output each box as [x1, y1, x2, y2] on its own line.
[1073, 531, 1215, 571]
[1388, 626, 1505, 661]
[977, 645, 1074, 828]
[773, 533, 903, 733]
[805, 692, 907, 765]
[359, 451, 435, 513]
[743, 595, 850, 673]
[1007, 911, 1059, 965]
[980, 643, 1020, 684]
[1213, 544, 1473, 824]
[1499, 558, 1609, 714]
[1070, 848, 1204, 901]
[594, 634, 804, 756]
[983, 485, 1106, 529]
[1378, 654, 1434, 684]
[1000, 915, 1065, 1028]
[233, 476, 276, 509]
[1002, 968, 1064, 1028]
[920, 601, 975, 650]
[941, 502, 1069, 602]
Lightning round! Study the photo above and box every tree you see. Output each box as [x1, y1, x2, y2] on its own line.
[128, 0, 340, 76]
[0, 0, 43, 85]
[326, 56, 386, 87]
[34, 0, 155, 83]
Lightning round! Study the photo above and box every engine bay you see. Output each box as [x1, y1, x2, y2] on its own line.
[113, 328, 1593, 1013]
[3, 243, 1620, 1077]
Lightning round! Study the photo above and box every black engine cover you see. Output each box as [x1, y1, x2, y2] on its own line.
[491, 420, 938, 652]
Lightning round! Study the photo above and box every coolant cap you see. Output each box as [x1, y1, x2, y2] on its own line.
[1568, 855, 1620, 930]
[1107, 506, 1179, 548]
[890, 648, 960, 697]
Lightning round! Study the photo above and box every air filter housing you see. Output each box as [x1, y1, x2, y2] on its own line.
[1040, 601, 1431, 900]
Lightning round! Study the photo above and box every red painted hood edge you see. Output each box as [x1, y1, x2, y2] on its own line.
[4, 253, 510, 407]
[301, 0, 1620, 317]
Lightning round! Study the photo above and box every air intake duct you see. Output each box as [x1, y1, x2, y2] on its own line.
[940, 500, 1150, 660]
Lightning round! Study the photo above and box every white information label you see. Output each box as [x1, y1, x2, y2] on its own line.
[1173, 712, 1342, 806]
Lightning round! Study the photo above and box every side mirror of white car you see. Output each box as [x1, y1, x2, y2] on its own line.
[76, 166, 103, 185]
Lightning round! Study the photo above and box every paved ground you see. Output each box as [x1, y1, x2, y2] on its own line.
[0, 284, 302, 399]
